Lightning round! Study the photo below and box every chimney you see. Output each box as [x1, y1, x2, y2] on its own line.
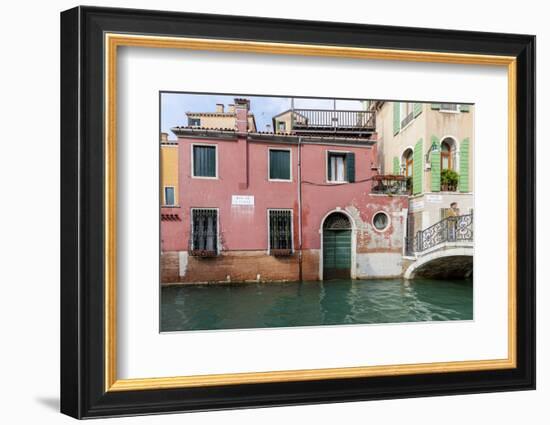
[227, 104, 235, 114]
[234, 98, 250, 133]
[160, 132, 168, 143]
[215, 103, 224, 113]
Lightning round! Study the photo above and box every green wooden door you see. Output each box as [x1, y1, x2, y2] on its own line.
[323, 229, 351, 279]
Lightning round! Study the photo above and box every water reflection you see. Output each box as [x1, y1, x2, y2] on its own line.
[161, 278, 473, 332]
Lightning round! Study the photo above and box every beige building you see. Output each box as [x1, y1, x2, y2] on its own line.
[367, 101, 474, 250]
[186, 100, 257, 131]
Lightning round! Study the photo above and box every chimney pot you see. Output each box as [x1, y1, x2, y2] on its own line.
[160, 132, 168, 142]
[215, 103, 224, 113]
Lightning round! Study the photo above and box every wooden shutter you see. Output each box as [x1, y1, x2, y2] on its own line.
[393, 156, 400, 174]
[346, 152, 355, 183]
[393, 102, 400, 135]
[413, 139, 423, 195]
[459, 138, 470, 192]
[430, 136, 441, 192]
[413, 103, 423, 117]
[269, 149, 290, 180]
[327, 152, 332, 181]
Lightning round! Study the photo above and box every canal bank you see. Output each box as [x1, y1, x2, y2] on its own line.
[160, 278, 473, 332]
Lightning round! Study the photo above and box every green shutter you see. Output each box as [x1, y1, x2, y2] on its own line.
[413, 139, 423, 195]
[459, 138, 470, 192]
[393, 102, 400, 135]
[327, 152, 331, 181]
[193, 145, 216, 177]
[431, 104, 441, 110]
[346, 152, 355, 183]
[269, 149, 290, 180]
[413, 103, 423, 117]
[393, 156, 400, 174]
[460, 104, 470, 112]
[430, 136, 441, 192]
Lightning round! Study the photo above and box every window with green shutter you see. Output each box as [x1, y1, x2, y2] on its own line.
[393, 102, 400, 135]
[459, 138, 470, 192]
[345, 152, 355, 183]
[413, 103, 423, 117]
[269, 149, 291, 180]
[193, 145, 217, 177]
[327, 152, 354, 183]
[393, 157, 400, 174]
[430, 136, 441, 192]
[413, 139, 423, 195]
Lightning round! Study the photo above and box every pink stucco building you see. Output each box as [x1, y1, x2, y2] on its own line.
[161, 98, 408, 284]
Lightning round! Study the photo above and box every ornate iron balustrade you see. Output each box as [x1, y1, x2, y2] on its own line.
[371, 175, 411, 195]
[414, 213, 473, 253]
[291, 109, 375, 132]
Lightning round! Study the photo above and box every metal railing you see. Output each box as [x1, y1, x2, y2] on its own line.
[291, 109, 375, 131]
[371, 175, 411, 195]
[269, 210, 293, 255]
[189, 209, 218, 256]
[412, 213, 473, 253]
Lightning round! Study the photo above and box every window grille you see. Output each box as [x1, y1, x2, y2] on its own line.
[269, 210, 293, 254]
[191, 209, 218, 256]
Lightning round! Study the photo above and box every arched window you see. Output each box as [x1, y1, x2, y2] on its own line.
[440, 137, 457, 171]
[402, 148, 414, 177]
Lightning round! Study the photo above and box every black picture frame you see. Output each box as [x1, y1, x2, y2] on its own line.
[61, 5, 535, 419]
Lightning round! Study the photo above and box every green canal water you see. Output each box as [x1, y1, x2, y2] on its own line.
[160, 278, 473, 332]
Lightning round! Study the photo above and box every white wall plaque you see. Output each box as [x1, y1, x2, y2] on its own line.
[232, 195, 255, 206]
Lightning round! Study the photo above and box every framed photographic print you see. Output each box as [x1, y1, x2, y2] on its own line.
[60, 6, 536, 419]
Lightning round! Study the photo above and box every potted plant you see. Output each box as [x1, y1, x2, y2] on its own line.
[440, 169, 459, 191]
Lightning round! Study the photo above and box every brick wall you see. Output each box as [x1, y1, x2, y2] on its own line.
[161, 249, 320, 285]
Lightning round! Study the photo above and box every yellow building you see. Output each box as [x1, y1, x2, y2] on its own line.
[186, 102, 257, 131]
[160, 132, 179, 207]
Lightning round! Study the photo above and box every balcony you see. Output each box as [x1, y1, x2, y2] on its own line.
[290, 109, 375, 135]
[371, 175, 411, 195]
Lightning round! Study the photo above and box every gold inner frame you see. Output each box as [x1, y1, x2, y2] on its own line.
[104, 33, 517, 392]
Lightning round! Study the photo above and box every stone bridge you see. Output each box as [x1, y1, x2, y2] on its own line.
[403, 214, 474, 280]
[403, 242, 473, 279]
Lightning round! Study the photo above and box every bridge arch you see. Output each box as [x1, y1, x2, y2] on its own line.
[404, 246, 473, 280]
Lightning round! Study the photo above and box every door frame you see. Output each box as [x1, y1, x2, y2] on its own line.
[318, 208, 357, 280]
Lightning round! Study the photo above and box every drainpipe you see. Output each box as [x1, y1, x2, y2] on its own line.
[298, 136, 303, 281]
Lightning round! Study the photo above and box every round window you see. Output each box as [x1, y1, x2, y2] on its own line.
[372, 212, 390, 231]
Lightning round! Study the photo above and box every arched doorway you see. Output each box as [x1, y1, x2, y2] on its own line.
[322, 212, 352, 280]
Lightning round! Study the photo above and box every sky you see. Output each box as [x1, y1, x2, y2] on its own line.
[161, 92, 367, 138]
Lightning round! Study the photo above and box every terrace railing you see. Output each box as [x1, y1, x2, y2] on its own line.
[371, 175, 411, 195]
[291, 109, 375, 133]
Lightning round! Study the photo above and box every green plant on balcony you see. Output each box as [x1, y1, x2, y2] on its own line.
[441, 169, 459, 191]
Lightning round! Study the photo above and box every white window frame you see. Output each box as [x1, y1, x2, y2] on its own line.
[190, 207, 220, 254]
[371, 210, 391, 233]
[267, 147, 292, 182]
[267, 208, 294, 254]
[190, 143, 219, 179]
[163, 186, 176, 206]
[326, 150, 351, 184]
[399, 102, 415, 132]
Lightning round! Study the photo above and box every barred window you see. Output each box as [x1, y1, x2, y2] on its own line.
[191, 209, 218, 253]
[269, 210, 293, 252]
